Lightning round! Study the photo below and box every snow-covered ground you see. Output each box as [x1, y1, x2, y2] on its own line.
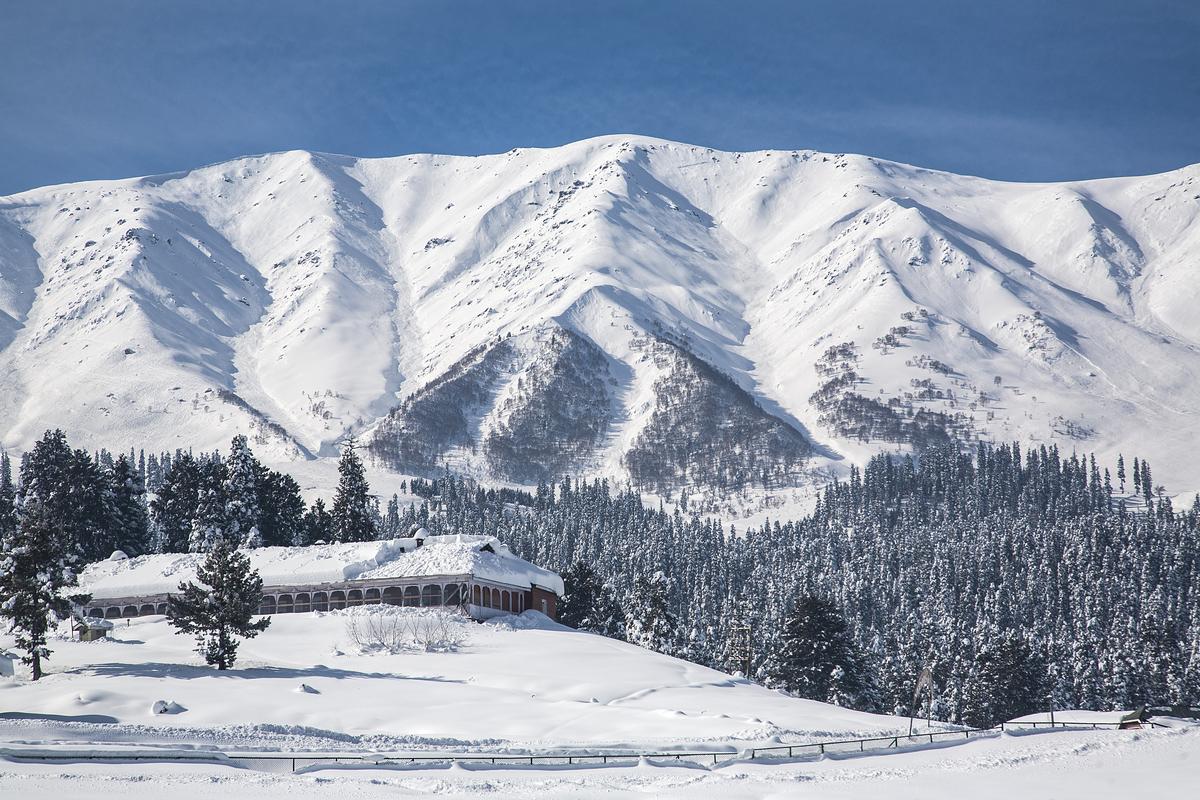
[0, 721, 1194, 798]
[2, 609, 1194, 796]
[0, 609, 900, 752]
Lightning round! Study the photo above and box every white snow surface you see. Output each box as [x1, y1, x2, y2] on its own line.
[0, 610, 897, 750]
[78, 535, 564, 599]
[0, 718, 1195, 798]
[2, 136, 1200, 508]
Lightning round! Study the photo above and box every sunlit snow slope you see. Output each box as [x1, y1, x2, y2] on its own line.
[1, 137, 1198, 495]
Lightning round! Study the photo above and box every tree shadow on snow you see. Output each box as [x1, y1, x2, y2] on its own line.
[0, 711, 120, 724]
[76, 661, 465, 685]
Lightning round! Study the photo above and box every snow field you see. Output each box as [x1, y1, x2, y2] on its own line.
[0, 719, 1194, 799]
[0, 609, 901, 752]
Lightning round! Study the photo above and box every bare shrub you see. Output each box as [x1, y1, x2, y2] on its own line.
[344, 608, 467, 654]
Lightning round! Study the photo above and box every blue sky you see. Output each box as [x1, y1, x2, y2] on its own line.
[1, 0, 1197, 194]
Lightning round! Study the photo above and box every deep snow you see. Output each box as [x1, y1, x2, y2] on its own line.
[0, 609, 900, 751]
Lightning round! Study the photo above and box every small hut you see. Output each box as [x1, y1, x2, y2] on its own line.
[74, 616, 115, 642]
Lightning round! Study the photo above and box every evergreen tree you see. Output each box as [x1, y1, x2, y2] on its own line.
[166, 538, 270, 670]
[302, 498, 333, 545]
[0, 499, 89, 680]
[0, 452, 16, 539]
[256, 470, 306, 547]
[559, 560, 605, 629]
[223, 435, 261, 547]
[961, 634, 1046, 727]
[106, 454, 149, 555]
[625, 571, 677, 654]
[150, 454, 203, 553]
[767, 595, 870, 706]
[189, 461, 229, 553]
[331, 438, 376, 543]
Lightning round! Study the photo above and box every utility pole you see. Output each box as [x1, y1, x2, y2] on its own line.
[909, 666, 935, 736]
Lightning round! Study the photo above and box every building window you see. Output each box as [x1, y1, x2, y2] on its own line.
[421, 585, 442, 607]
[383, 586, 405, 605]
[404, 586, 420, 607]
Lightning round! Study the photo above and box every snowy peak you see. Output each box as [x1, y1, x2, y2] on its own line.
[2, 138, 1200, 499]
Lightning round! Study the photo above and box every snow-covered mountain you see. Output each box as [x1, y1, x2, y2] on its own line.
[2, 136, 1199, 501]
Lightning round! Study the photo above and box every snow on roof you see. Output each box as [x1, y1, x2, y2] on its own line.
[79, 534, 563, 600]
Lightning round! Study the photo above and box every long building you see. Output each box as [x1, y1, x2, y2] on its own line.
[78, 531, 563, 622]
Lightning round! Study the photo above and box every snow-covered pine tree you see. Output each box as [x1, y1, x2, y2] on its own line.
[255, 470, 306, 547]
[166, 537, 270, 670]
[767, 595, 870, 706]
[624, 571, 677, 655]
[960, 633, 1046, 728]
[0, 498, 89, 680]
[223, 435, 262, 548]
[558, 560, 605, 629]
[331, 438, 376, 543]
[302, 498, 333, 545]
[189, 460, 230, 553]
[0, 452, 15, 539]
[150, 453, 204, 553]
[106, 454, 149, 555]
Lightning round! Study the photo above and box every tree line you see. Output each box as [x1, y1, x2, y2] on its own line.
[387, 444, 1200, 727]
[3, 428, 1198, 727]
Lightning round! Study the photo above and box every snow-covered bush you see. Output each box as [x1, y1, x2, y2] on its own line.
[343, 607, 468, 654]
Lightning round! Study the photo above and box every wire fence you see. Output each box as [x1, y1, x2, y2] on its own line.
[0, 721, 1163, 773]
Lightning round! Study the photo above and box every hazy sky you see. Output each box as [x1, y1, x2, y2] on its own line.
[2, 1, 1197, 194]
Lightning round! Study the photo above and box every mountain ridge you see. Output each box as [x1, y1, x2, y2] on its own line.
[2, 135, 1199, 504]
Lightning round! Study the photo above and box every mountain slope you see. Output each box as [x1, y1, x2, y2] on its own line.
[1, 136, 1199, 502]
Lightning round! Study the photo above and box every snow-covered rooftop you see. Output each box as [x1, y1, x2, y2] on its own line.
[80, 534, 563, 600]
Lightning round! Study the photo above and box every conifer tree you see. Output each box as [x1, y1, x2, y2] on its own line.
[559, 560, 605, 629]
[331, 438, 376, 543]
[166, 538, 270, 670]
[961, 634, 1046, 727]
[302, 498, 333, 545]
[767, 595, 869, 706]
[189, 461, 230, 553]
[256, 470, 306, 547]
[107, 454, 149, 555]
[150, 453, 204, 553]
[0, 453, 15, 539]
[223, 435, 261, 547]
[0, 499, 89, 680]
[625, 571, 677, 654]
